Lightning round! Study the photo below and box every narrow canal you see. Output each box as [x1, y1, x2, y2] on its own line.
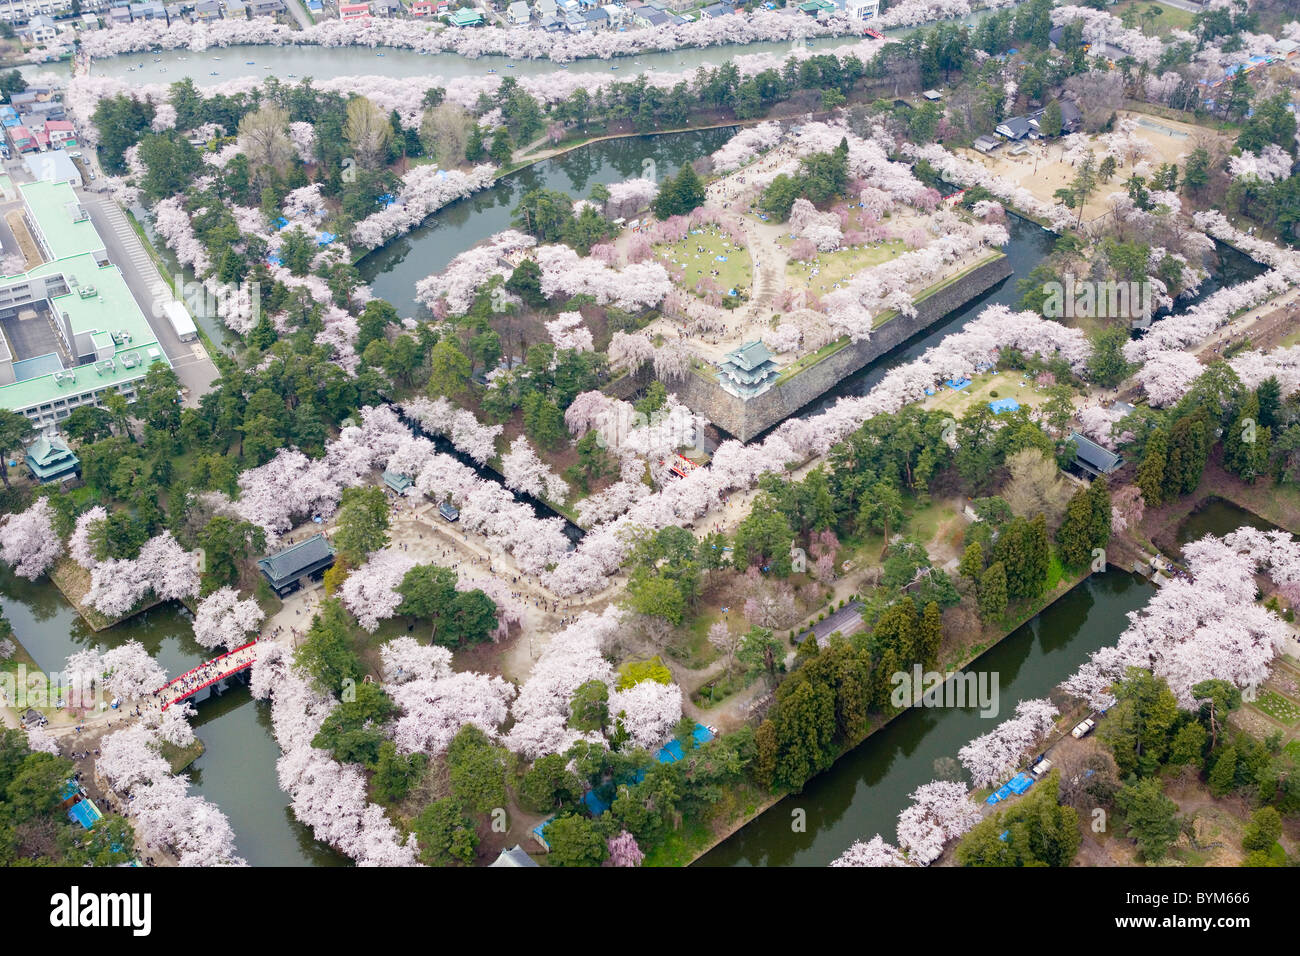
[697, 569, 1155, 866]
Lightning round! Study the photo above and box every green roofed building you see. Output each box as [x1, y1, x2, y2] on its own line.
[449, 7, 483, 25]
[716, 340, 780, 399]
[382, 470, 413, 494]
[0, 178, 170, 429]
[24, 432, 79, 483]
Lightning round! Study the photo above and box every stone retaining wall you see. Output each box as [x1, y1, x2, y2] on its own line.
[669, 253, 1014, 441]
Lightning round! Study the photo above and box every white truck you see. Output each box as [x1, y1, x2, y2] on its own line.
[1031, 758, 1053, 778]
[1071, 718, 1096, 739]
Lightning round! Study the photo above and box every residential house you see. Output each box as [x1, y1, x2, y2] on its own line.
[338, 0, 369, 17]
[107, 4, 132, 22]
[580, 5, 605, 27]
[128, 0, 166, 19]
[370, 0, 401, 15]
[506, 0, 528, 22]
[699, 0, 733, 16]
[844, 0, 878, 18]
[44, 119, 76, 149]
[18, 13, 58, 41]
[533, 0, 554, 13]
[193, 0, 222, 17]
[248, 0, 285, 14]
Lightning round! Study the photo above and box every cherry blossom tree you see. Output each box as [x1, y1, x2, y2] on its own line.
[957, 698, 1059, 788]
[501, 435, 570, 503]
[606, 830, 645, 867]
[69, 506, 108, 570]
[192, 587, 265, 651]
[895, 780, 983, 862]
[0, 499, 63, 580]
[545, 311, 594, 353]
[830, 834, 908, 867]
[608, 679, 682, 752]
[338, 548, 417, 633]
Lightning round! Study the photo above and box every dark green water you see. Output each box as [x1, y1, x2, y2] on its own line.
[697, 569, 1153, 867]
[360, 127, 737, 316]
[1175, 497, 1282, 549]
[0, 568, 347, 867]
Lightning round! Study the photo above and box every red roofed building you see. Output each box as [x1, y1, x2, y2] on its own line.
[9, 126, 37, 153]
[339, 1, 370, 17]
[45, 119, 76, 149]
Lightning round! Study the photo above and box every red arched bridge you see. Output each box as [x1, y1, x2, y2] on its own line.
[157, 640, 260, 712]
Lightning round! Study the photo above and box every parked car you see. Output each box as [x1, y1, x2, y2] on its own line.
[1031, 757, 1053, 777]
[1071, 718, 1095, 739]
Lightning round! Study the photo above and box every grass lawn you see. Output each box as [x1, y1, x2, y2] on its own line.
[783, 239, 906, 295]
[1109, 0, 1197, 36]
[921, 369, 1053, 419]
[1253, 689, 1300, 726]
[655, 228, 752, 298]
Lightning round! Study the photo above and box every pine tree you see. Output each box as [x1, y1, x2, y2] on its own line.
[959, 540, 985, 582]
[1056, 487, 1094, 568]
[919, 601, 943, 668]
[1208, 745, 1238, 797]
[1085, 476, 1112, 552]
[1164, 413, 1209, 498]
[978, 561, 1008, 623]
[1135, 428, 1168, 507]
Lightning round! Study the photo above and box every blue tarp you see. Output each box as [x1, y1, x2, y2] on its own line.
[656, 740, 684, 763]
[715, 255, 728, 261]
[986, 791, 1001, 805]
[266, 254, 283, 266]
[656, 723, 714, 762]
[1007, 772, 1034, 795]
[994, 783, 1013, 801]
[583, 789, 610, 816]
[316, 232, 337, 246]
[61, 780, 81, 801]
[377, 193, 396, 206]
[68, 800, 102, 830]
[924, 387, 936, 396]
[989, 397, 1020, 414]
[272, 216, 289, 230]
[947, 378, 971, 391]
[532, 818, 553, 849]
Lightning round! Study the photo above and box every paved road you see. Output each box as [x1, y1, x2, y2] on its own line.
[80, 192, 220, 407]
[286, 0, 313, 29]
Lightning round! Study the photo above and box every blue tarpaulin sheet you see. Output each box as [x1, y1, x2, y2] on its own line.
[583, 789, 610, 816]
[947, 378, 971, 391]
[656, 740, 684, 763]
[68, 800, 101, 830]
[1008, 772, 1034, 794]
[316, 232, 337, 246]
[995, 784, 1013, 801]
[272, 216, 288, 230]
[989, 398, 1020, 414]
